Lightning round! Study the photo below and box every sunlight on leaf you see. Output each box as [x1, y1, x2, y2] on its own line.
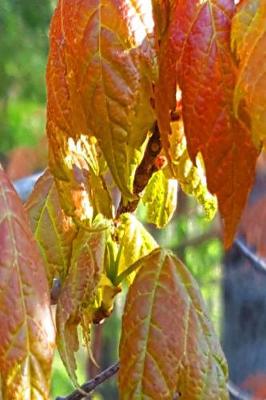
[119, 248, 228, 399]
[0, 165, 55, 399]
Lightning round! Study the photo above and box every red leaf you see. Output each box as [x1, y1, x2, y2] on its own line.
[155, 0, 259, 247]
[0, 165, 55, 399]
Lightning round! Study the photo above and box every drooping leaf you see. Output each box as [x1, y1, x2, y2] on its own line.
[119, 248, 228, 399]
[141, 169, 178, 228]
[0, 165, 55, 399]
[170, 120, 217, 220]
[25, 169, 78, 287]
[56, 228, 106, 384]
[116, 213, 158, 283]
[46, 0, 156, 199]
[155, 0, 259, 247]
[232, 0, 266, 147]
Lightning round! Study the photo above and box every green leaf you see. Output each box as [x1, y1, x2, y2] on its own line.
[141, 170, 178, 228]
[25, 169, 78, 287]
[119, 248, 228, 399]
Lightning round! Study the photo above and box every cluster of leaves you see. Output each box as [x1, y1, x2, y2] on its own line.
[1, 0, 266, 399]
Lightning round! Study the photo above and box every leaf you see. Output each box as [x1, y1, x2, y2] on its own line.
[0, 165, 55, 399]
[170, 120, 217, 220]
[25, 169, 78, 287]
[46, 0, 156, 198]
[119, 248, 228, 400]
[51, 135, 113, 227]
[116, 213, 158, 283]
[232, 0, 266, 147]
[155, 0, 259, 247]
[141, 169, 178, 228]
[56, 228, 106, 384]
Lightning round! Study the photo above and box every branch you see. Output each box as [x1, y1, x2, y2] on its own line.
[55, 361, 251, 400]
[227, 380, 253, 400]
[55, 362, 119, 400]
[234, 237, 266, 274]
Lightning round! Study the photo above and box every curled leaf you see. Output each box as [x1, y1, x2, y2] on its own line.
[119, 248, 228, 399]
[0, 165, 55, 399]
[170, 120, 217, 220]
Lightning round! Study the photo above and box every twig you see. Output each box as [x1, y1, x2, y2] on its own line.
[235, 237, 266, 274]
[55, 362, 119, 400]
[227, 380, 253, 400]
[54, 360, 252, 400]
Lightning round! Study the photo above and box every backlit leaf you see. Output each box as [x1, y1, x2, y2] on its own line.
[170, 120, 217, 220]
[119, 248, 228, 399]
[56, 228, 106, 384]
[46, 0, 156, 198]
[232, 0, 266, 147]
[116, 213, 158, 283]
[141, 169, 178, 228]
[0, 165, 55, 399]
[155, 0, 259, 246]
[25, 169, 78, 287]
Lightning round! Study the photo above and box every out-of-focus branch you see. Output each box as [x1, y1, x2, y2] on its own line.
[55, 362, 119, 400]
[54, 359, 252, 400]
[235, 237, 266, 274]
[176, 227, 221, 253]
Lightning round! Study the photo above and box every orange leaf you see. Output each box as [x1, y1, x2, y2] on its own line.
[155, 0, 259, 247]
[25, 169, 78, 287]
[0, 165, 55, 399]
[56, 228, 106, 384]
[46, 0, 156, 198]
[119, 248, 228, 399]
[232, 0, 266, 147]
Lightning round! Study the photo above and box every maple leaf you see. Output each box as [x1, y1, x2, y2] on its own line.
[0, 165, 55, 399]
[46, 0, 156, 199]
[232, 0, 266, 147]
[155, 0, 259, 247]
[119, 248, 228, 399]
[25, 169, 78, 287]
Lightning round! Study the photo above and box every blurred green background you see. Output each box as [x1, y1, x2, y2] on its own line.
[0, 1, 223, 398]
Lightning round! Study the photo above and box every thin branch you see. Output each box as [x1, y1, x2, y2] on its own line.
[235, 237, 266, 274]
[227, 380, 253, 400]
[54, 360, 252, 400]
[55, 362, 119, 400]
